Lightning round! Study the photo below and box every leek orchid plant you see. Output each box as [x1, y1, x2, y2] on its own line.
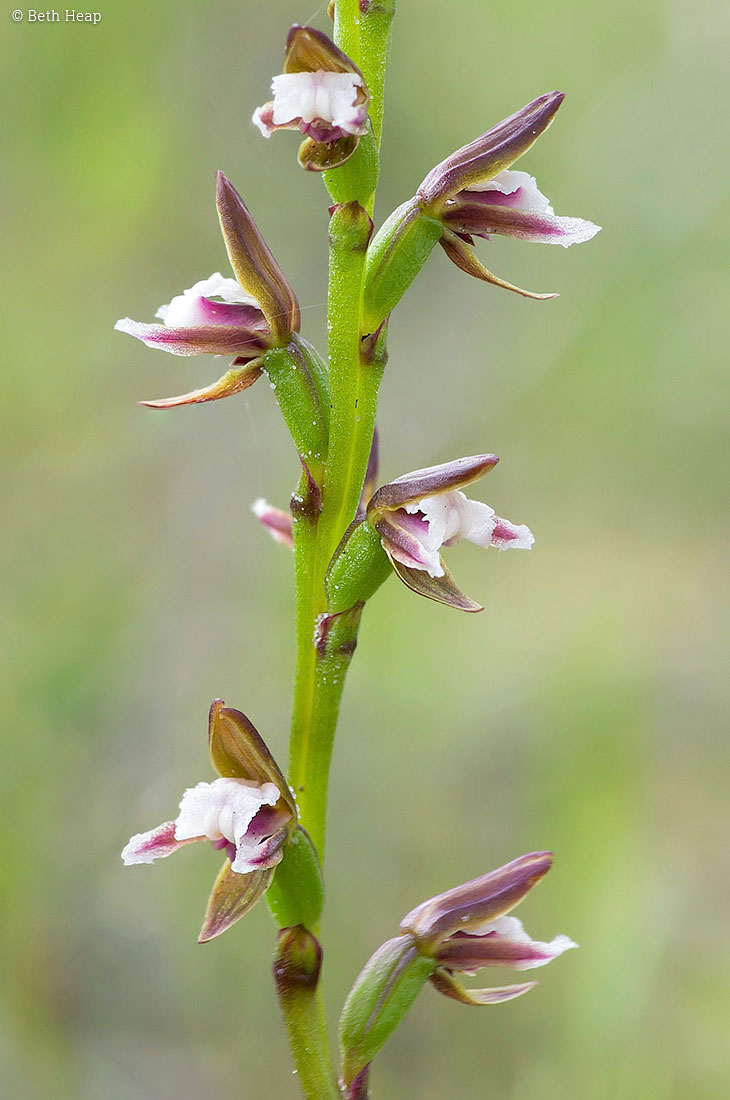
[116, 5, 600, 1097]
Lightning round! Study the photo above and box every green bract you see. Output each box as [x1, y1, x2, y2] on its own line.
[339, 936, 436, 1086]
[362, 199, 443, 334]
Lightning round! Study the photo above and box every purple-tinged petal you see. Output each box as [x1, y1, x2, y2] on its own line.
[216, 172, 300, 341]
[198, 860, 274, 943]
[251, 498, 294, 548]
[231, 805, 291, 873]
[419, 92, 564, 210]
[114, 317, 270, 357]
[154, 274, 267, 329]
[373, 512, 441, 575]
[401, 852, 554, 944]
[208, 700, 296, 818]
[369, 455, 499, 513]
[430, 968, 537, 1005]
[437, 919, 577, 972]
[139, 359, 263, 409]
[189, 297, 269, 328]
[252, 102, 277, 138]
[440, 229, 558, 300]
[443, 200, 601, 248]
[491, 517, 535, 551]
[121, 821, 200, 865]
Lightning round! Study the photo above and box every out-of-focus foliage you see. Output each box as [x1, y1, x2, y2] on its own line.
[1, 1, 728, 1097]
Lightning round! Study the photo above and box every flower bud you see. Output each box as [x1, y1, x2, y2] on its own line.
[273, 925, 322, 997]
[339, 935, 435, 1087]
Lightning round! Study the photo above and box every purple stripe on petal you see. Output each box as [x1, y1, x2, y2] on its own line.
[444, 202, 601, 247]
[459, 187, 528, 209]
[196, 297, 269, 329]
[115, 318, 270, 357]
[122, 821, 200, 865]
[373, 514, 435, 571]
[438, 932, 576, 971]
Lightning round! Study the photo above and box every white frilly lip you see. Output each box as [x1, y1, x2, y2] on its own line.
[122, 777, 281, 876]
[253, 71, 367, 139]
[155, 273, 259, 328]
[391, 489, 533, 578]
[465, 169, 601, 247]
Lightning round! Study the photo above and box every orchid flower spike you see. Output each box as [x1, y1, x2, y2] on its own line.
[114, 172, 300, 408]
[366, 454, 534, 612]
[253, 24, 369, 171]
[122, 700, 297, 942]
[420, 91, 601, 299]
[401, 851, 577, 1006]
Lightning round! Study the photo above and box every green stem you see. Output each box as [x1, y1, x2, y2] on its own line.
[277, 6, 397, 1095]
[274, 928, 341, 1100]
[359, 1, 397, 148]
[287, 2, 396, 858]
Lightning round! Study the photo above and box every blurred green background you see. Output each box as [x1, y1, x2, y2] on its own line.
[2, 0, 728, 1096]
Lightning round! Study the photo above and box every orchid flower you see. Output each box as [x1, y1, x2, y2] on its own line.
[114, 172, 300, 407]
[122, 700, 297, 941]
[339, 852, 576, 1091]
[253, 25, 369, 171]
[366, 454, 533, 612]
[420, 91, 601, 298]
[400, 852, 577, 1005]
[362, 91, 601, 332]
